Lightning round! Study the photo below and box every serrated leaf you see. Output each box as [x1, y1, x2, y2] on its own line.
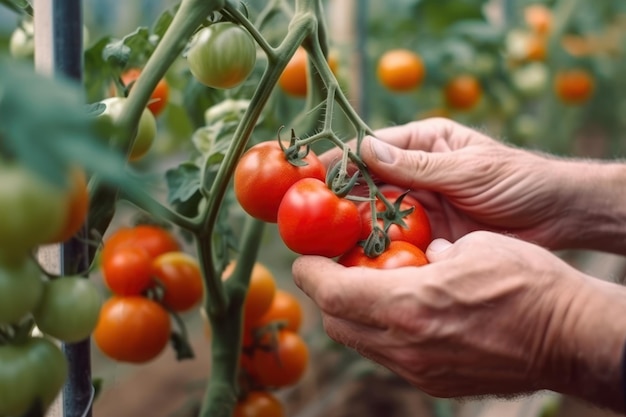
[152, 6, 176, 39]
[165, 162, 201, 205]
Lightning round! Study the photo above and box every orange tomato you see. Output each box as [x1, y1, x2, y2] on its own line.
[223, 261, 276, 327]
[278, 47, 339, 97]
[113, 68, 169, 116]
[444, 75, 482, 110]
[526, 33, 547, 61]
[377, 49, 425, 92]
[254, 289, 303, 333]
[151, 252, 204, 312]
[101, 246, 153, 296]
[47, 166, 89, 243]
[524, 4, 552, 35]
[101, 224, 180, 265]
[554, 68, 595, 104]
[93, 296, 171, 363]
[233, 391, 284, 417]
[250, 329, 309, 388]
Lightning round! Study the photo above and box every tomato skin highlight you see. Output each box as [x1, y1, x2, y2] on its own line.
[187, 22, 257, 89]
[151, 252, 204, 312]
[338, 241, 429, 269]
[359, 189, 432, 252]
[234, 141, 326, 223]
[93, 296, 171, 363]
[277, 178, 361, 257]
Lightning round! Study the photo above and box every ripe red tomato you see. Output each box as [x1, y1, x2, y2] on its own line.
[234, 140, 326, 223]
[338, 241, 429, 269]
[93, 296, 171, 363]
[233, 391, 284, 417]
[250, 329, 309, 388]
[101, 224, 180, 265]
[277, 178, 361, 258]
[254, 289, 302, 333]
[151, 252, 204, 312]
[114, 68, 170, 117]
[101, 246, 153, 296]
[359, 190, 432, 251]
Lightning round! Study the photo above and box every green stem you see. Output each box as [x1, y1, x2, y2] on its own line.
[199, 217, 265, 417]
[224, 2, 276, 58]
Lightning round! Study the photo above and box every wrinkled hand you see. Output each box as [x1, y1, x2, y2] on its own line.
[293, 231, 593, 399]
[325, 118, 580, 249]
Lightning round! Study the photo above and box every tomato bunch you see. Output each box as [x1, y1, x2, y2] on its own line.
[0, 162, 98, 416]
[95, 224, 204, 363]
[222, 262, 307, 415]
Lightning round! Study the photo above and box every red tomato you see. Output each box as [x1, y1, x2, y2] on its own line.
[151, 252, 204, 312]
[233, 391, 284, 417]
[277, 178, 361, 258]
[359, 190, 432, 251]
[338, 241, 429, 269]
[254, 289, 302, 333]
[101, 224, 180, 265]
[234, 141, 326, 223]
[93, 296, 171, 363]
[101, 246, 153, 295]
[114, 68, 169, 117]
[250, 329, 309, 388]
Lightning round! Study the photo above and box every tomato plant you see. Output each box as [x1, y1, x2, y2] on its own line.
[95, 97, 157, 161]
[93, 296, 171, 363]
[101, 246, 154, 296]
[554, 68, 595, 105]
[277, 178, 361, 257]
[187, 22, 257, 89]
[338, 241, 429, 269]
[359, 189, 432, 251]
[443, 74, 483, 110]
[33, 276, 102, 343]
[278, 46, 339, 97]
[0, 256, 43, 325]
[249, 329, 309, 388]
[233, 391, 284, 417]
[151, 251, 204, 312]
[377, 49, 425, 92]
[115, 68, 170, 116]
[234, 140, 326, 223]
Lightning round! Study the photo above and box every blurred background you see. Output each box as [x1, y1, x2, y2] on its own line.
[1, 1, 625, 416]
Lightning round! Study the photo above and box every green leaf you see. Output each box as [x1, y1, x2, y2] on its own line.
[165, 162, 201, 205]
[152, 6, 177, 40]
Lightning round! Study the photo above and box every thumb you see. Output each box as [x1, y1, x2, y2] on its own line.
[425, 238, 454, 262]
[360, 136, 453, 190]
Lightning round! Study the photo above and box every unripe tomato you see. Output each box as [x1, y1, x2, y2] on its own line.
[553, 68, 595, 105]
[0, 164, 68, 256]
[187, 22, 257, 89]
[338, 241, 429, 269]
[277, 178, 361, 258]
[278, 46, 339, 97]
[0, 256, 43, 325]
[234, 140, 326, 223]
[377, 49, 426, 92]
[9, 19, 34, 59]
[93, 296, 171, 363]
[33, 276, 102, 343]
[151, 252, 204, 312]
[95, 97, 157, 161]
[444, 75, 482, 110]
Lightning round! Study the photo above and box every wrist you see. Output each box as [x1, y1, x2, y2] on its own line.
[547, 277, 626, 411]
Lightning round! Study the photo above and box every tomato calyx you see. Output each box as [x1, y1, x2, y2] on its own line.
[278, 128, 315, 168]
[325, 162, 360, 198]
[375, 190, 415, 232]
[361, 225, 390, 258]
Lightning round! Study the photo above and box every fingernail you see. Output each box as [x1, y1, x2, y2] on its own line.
[428, 238, 452, 253]
[369, 137, 395, 164]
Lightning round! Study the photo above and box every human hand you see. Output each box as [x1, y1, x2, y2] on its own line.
[324, 118, 581, 250]
[292, 231, 626, 408]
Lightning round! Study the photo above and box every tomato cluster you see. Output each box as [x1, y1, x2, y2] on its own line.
[221, 262, 307, 416]
[0, 163, 97, 416]
[94, 224, 204, 363]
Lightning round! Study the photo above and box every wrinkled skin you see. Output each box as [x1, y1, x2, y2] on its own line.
[294, 118, 626, 412]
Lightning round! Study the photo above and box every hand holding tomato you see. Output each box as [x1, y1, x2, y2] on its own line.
[292, 231, 626, 411]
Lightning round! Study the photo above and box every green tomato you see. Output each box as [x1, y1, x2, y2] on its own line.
[0, 256, 44, 325]
[0, 164, 68, 257]
[96, 97, 157, 161]
[33, 276, 102, 343]
[9, 19, 34, 59]
[26, 336, 68, 409]
[187, 22, 257, 89]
